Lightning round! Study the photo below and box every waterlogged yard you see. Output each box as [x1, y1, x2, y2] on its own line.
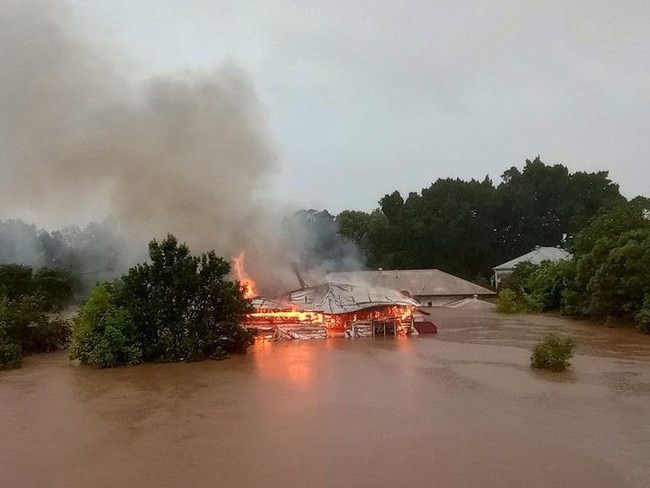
[2, 308, 650, 488]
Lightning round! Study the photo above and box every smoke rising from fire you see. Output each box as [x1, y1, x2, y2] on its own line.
[0, 0, 348, 293]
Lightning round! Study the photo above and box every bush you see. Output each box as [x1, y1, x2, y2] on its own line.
[496, 288, 542, 314]
[0, 328, 22, 370]
[635, 295, 650, 334]
[496, 288, 518, 313]
[71, 283, 142, 367]
[0, 296, 70, 361]
[531, 333, 575, 372]
[1, 296, 71, 354]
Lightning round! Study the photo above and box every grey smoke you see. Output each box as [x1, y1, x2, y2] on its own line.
[0, 0, 352, 294]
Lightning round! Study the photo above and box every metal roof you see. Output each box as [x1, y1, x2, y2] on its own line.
[493, 246, 572, 271]
[325, 269, 495, 297]
[284, 282, 420, 314]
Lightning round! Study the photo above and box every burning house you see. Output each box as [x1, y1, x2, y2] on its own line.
[233, 253, 421, 340]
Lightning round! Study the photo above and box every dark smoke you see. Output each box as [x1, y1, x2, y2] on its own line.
[0, 0, 338, 294]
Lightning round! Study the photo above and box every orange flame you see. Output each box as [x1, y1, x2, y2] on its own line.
[232, 251, 258, 299]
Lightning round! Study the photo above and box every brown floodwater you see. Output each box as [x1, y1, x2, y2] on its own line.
[2, 308, 650, 488]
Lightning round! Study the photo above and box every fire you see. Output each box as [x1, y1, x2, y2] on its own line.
[232, 251, 258, 299]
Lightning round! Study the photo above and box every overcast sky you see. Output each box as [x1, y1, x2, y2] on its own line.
[64, 0, 650, 212]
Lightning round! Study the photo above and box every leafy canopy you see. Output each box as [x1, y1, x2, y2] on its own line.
[71, 235, 253, 368]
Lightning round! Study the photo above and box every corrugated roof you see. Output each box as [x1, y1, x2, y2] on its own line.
[493, 246, 572, 271]
[324, 269, 495, 297]
[284, 282, 420, 314]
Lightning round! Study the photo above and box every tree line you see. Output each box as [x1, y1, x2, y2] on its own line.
[0, 218, 141, 296]
[2, 156, 648, 369]
[1, 236, 253, 369]
[335, 157, 625, 282]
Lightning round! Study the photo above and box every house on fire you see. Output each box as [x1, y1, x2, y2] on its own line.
[325, 269, 495, 307]
[246, 281, 421, 339]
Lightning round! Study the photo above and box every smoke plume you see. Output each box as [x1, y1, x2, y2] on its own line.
[0, 0, 322, 294]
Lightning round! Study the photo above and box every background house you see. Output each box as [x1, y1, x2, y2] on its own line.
[492, 246, 572, 287]
[325, 269, 495, 307]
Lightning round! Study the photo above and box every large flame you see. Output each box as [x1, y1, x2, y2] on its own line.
[232, 251, 258, 299]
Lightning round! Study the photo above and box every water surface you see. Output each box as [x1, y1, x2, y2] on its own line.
[2, 309, 650, 488]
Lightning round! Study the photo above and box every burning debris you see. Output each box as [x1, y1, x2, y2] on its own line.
[233, 254, 421, 340]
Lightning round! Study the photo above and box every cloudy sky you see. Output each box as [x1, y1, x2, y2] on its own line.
[24, 1, 650, 213]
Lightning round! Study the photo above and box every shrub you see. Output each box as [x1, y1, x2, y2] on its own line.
[496, 288, 518, 313]
[531, 333, 576, 372]
[635, 295, 650, 334]
[1, 296, 71, 353]
[71, 283, 142, 367]
[0, 296, 70, 362]
[496, 288, 542, 314]
[0, 327, 22, 370]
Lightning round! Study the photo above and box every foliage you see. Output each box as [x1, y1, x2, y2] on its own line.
[0, 264, 74, 312]
[496, 288, 519, 313]
[1, 217, 141, 296]
[31, 267, 74, 311]
[530, 333, 576, 372]
[495, 198, 650, 329]
[71, 235, 253, 368]
[0, 326, 22, 370]
[512, 260, 574, 312]
[70, 283, 141, 368]
[0, 265, 72, 369]
[495, 287, 542, 314]
[635, 295, 650, 334]
[0, 296, 71, 354]
[0, 264, 33, 301]
[335, 158, 621, 281]
[565, 199, 650, 320]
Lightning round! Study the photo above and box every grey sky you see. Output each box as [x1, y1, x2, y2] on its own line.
[35, 1, 650, 212]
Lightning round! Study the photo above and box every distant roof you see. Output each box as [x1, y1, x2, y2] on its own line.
[493, 246, 572, 271]
[283, 282, 420, 314]
[325, 269, 495, 297]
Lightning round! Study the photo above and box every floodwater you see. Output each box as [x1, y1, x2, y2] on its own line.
[3, 309, 650, 488]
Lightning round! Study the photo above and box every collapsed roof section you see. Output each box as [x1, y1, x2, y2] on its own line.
[275, 282, 420, 315]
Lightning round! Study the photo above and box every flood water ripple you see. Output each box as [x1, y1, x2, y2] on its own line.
[2, 309, 650, 488]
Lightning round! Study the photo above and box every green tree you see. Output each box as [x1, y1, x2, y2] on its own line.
[31, 267, 74, 311]
[495, 157, 622, 261]
[0, 324, 22, 370]
[0, 264, 33, 300]
[512, 260, 574, 312]
[564, 198, 650, 320]
[636, 295, 650, 334]
[0, 296, 70, 356]
[71, 283, 140, 368]
[336, 210, 373, 245]
[71, 235, 253, 367]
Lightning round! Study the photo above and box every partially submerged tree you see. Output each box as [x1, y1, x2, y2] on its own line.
[0, 264, 73, 370]
[71, 235, 253, 368]
[531, 333, 575, 372]
[566, 198, 650, 321]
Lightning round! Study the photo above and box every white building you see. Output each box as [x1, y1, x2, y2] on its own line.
[492, 246, 572, 287]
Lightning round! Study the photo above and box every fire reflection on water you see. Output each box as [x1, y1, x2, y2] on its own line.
[252, 341, 315, 388]
[3, 309, 650, 488]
